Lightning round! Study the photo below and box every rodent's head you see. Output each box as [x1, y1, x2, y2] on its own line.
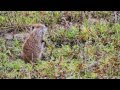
[31, 23, 48, 35]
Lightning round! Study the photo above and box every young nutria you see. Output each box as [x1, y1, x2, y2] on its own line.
[21, 24, 47, 63]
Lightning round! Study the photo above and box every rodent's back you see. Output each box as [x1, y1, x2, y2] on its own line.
[21, 24, 47, 62]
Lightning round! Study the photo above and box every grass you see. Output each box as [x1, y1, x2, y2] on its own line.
[0, 11, 120, 79]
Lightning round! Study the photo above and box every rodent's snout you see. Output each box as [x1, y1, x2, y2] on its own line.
[43, 26, 48, 32]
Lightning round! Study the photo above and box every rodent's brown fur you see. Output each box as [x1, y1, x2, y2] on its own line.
[21, 24, 47, 63]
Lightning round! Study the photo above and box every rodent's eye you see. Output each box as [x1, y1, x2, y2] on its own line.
[44, 23, 48, 27]
[31, 26, 34, 30]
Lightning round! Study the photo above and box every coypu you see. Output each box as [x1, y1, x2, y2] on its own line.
[20, 24, 47, 63]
